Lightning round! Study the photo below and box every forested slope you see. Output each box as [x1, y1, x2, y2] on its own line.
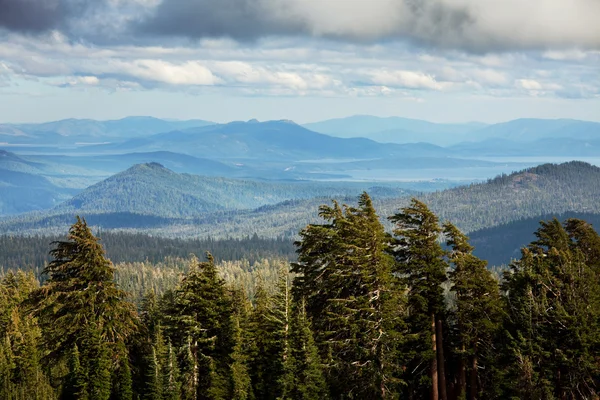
[1, 161, 599, 239]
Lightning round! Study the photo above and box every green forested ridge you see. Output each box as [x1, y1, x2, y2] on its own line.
[2, 162, 599, 240]
[3, 193, 600, 399]
[55, 163, 413, 217]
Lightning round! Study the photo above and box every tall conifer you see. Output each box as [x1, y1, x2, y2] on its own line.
[390, 199, 448, 400]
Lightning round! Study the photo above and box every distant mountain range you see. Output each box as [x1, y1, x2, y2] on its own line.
[1, 115, 600, 219]
[304, 115, 600, 150]
[0, 116, 213, 143]
[2, 116, 599, 159]
[304, 115, 486, 145]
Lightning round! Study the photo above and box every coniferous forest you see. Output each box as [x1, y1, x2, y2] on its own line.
[2, 192, 600, 400]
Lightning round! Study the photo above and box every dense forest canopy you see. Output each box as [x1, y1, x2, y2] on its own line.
[2, 193, 600, 399]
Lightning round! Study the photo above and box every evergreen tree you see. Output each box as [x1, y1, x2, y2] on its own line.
[111, 346, 133, 400]
[389, 198, 448, 400]
[502, 218, 600, 399]
[144, 346, 162, 400]
[293, 192, 404, 399]
[229, 286, 253, 400]
[0, 271, 56, 400]
[74, 322, 111, 400]
[281, 299, 329, 400]
[28, 216, 139, 365]
[444, 222, 503, 400]
[247, 269, 291, 400]
[170, 252, 235, 400]
[64, 344, 88, 400]
[161, 341, 181, 400]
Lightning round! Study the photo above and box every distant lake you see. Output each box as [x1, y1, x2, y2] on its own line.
[315, 163, 537, 182]
[462, 156, 600, 166]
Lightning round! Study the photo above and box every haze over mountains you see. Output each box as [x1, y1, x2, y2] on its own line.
[1, 113, 600, 272]
[1, 114, 600, 243]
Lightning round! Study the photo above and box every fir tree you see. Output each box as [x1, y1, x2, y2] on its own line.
[83, 323, 112, 400]
[390, 198, 448, 400]
[170, 252, 235, 400]
[28, 217, 139, 362]
[64, 344, 88, 400]
[444, 222, 503, 400]
[281, 299, 329, 400]
[111, 346, 133, 400]
[229, 286, 253, 400]
[293, 192, 404, 399]
[503, 218, 600, 399]
[161, 341, 181, 400]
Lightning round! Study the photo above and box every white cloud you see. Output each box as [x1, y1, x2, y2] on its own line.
[364, 69, 444, 90]
[105, 59, 220, 86]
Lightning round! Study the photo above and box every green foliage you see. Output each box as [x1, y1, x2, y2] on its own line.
[444, 222, 504, 399]
[28, 217, 139, 361]
[293, 192, 404, 399]
[167, 253, 236, 400]
[3, 191, 600, 400]
[281, 300, 329, 400]
[502, 218, 600, 399]
[64, 344, 88, 400]
[389, 198, 448, 399]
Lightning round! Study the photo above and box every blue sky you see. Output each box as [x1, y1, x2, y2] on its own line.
[0, 0, 599, 124]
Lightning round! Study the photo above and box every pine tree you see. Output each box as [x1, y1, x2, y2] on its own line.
[444, 222, 503, 400]
[293, 192, 404, 399]
[111, 346, 133, 400]
[83, 322, 112, 400]
[229, 286, 253, 400]
[144, 346, 162, 400]
[170, 252, 235, 400]
[247, 269, 291, 400]
[161, 341, 181, 400]
[389, 198, 448, 400]
[502, 218, 600, 399]
[64, 344, 88, 400]
[0, 271, 55, 400]
[28, 217, 139, 363]
[281, 299, 329, 400]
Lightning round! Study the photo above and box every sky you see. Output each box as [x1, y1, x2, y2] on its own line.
[0, 0, 599, 124]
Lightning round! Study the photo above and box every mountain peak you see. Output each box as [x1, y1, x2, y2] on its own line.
[126, 162, 171, 173]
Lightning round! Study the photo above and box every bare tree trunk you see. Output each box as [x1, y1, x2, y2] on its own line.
[431, 314, 439, 400]
[436, 316, 448, 400]
[468, 354, 478, 400]
[457, 345, 466, 400]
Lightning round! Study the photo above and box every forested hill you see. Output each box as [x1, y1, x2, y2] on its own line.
[1, 161, 599, 238]
[468, 212, 600, 267]
[55, 162, 411, 217]
[415, 161, 600, 232]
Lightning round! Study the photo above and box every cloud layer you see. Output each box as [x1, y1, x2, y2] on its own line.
[0, 0, 598, 117]
[1, 0, 600, 51]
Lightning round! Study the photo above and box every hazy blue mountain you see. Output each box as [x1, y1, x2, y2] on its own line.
[450, 137, 600, 157]
[11, 116, 214, 138]
[0, 150, 48, 174]
[467, 118, 600, 142]
[90, 119, 450, 159]
[303, 115, 485, 145]
[0, 151, 78, 215]
[0, 116, 215, 147]
[31, 151, 238, 176]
